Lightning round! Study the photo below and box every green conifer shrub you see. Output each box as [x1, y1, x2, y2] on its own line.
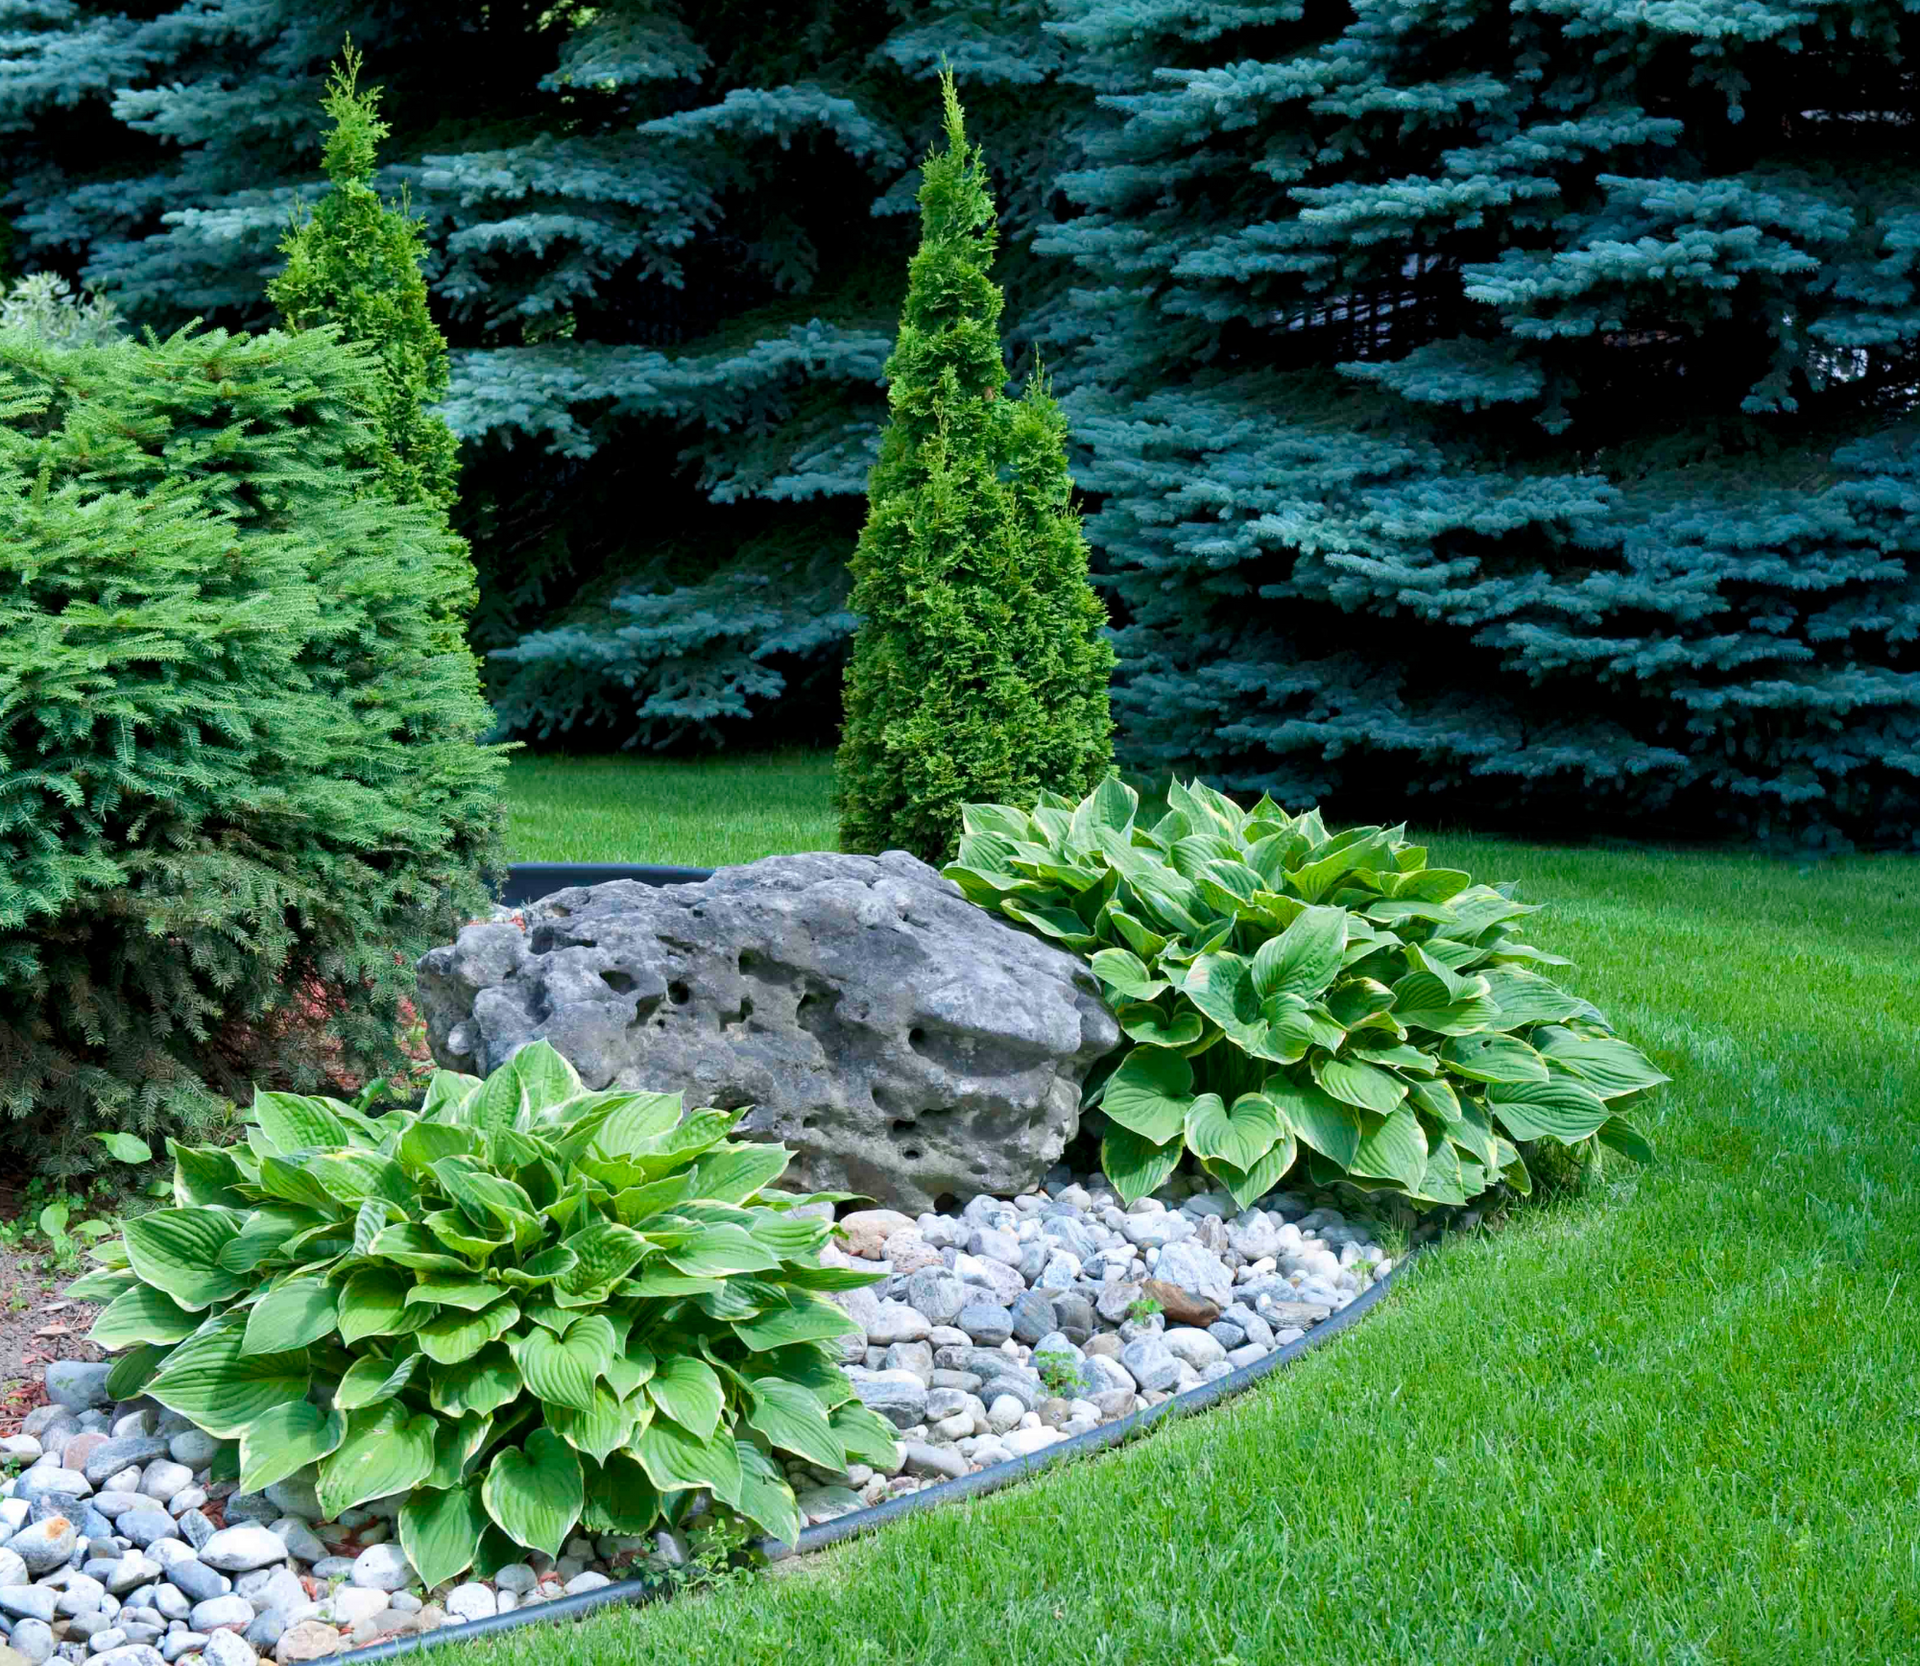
[836, 75, 1113, 864]
[0, 323, 505, 1174]
[268, 45, 474, 645]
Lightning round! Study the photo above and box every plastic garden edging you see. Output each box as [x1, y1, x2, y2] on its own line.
[495, 863, 715, 908]
[324, 1253, 1418, 1665]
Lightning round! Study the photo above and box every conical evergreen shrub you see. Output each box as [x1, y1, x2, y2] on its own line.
[269, 45, 474, 647]
[836, 75, 1112, 864]
[0, 324, 505, 1173]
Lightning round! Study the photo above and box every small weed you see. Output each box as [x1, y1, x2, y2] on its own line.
[1033, 1348, 1084, 1397]
[1125, 1293, 1162, 1324]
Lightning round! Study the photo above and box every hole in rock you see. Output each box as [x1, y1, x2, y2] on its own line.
[901, 1147, 923, 1161]
[934, 1193, 961, 1215]
[738, 949, 763, 975]
[721, 997, 754, 1030]
[801, 1114, 819, 1130]
[889, 1118, 917, 1135]
[668, 980, 691, 1005]
[601, 970, 637, 995]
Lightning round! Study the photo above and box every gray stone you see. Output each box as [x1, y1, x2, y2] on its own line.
[257, 1483, 316, 1527]
[9, 1518, 78, 1575]
[214, 1498, 271, 1531]
[85, 1628, 128, 1655]
[490, 1565, 536, 1596]
[863, 1301, 930, 1347]
[242, 1613, 283, 1652]
[346, 1544, 413, 1593]
[416, 853, 1119, 1214]
[104, 1554, 161, 1596]
[1008, 1289, 1057, 1346]
[66, 1613, 110, 1640]
[164, 1435, 219, 1474]
[44, 1367, 114, 1416]
[189, 1596, 253, 1634]
[896, 1442, 968, 1482]
[16, 1472, 90, 1508]
[194, 1531, 285, 1577]
[0, 1588, 58, 1621]
[174, 1516, 215, 1555]
[442, 1586, 494, 1624]
[163, 1637, 209, 1665]
[262, 1521, 323, 1568]
[151, 1589, 190, 1623]
[1151, 1241, 1233, 1311]
[1050, 1293, 1096, 1346]
[160, 1565, 225, 1607]
[201, 1634, 255, 1666]
[0, 1549, 27, 1589]
[134, 1467, 191, 1508]
[954, 1303, 1012, 1347]
[82, 1443, 169, 1492]
[1118, 1337, 1182, 1394]
[91, 1648, 166, 1666]
[114, 1515, 176, 1553]
[844, 1370, 927, 1431]
[901, 1271, 966, 1327]
[12, 1616, 55, 1664]
[1161, 1326, 1227, 1369]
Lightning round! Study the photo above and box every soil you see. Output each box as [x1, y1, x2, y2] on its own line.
[0, 1242, 103, 1434]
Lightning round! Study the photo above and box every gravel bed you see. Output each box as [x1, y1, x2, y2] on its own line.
[0, 1168, 1392, 1664]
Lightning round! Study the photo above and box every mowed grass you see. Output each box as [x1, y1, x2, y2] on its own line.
[503, 752, 837, 867]
[487, 761, 1920, 1665]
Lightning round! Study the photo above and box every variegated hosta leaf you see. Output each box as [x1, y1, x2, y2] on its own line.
[317, 1403, 437, 1517]
[239, 1402, 345, 1494]
[482, 1429, 583, 1557]
[400, 1481, 489, 1589]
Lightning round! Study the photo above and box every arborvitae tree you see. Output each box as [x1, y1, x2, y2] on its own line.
[268, 45, 473, 642]
[2, 3, 1081, 749]
[1044, 0, 1920, 845]
[0, 324, 504, 1173]
[836, 76, 1112, 863]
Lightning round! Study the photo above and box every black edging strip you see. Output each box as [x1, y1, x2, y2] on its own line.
[328, 1252, 1418, 1664]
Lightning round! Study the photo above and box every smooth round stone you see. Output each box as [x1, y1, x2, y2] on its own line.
[955, 1303, 1012, 1347]
[136, 1466, 193, 1507]
[320, 1589, 387, 1629]
[44, 1364, 114, 1415]
[202, 1631, 257, 1666]
[442, 1585, 495, 1624]
[161, 1636, 209, 1665]
[0, 1587, 59, 1621]
[9, 1517, 78, 1574]
[162, 1562, 227, 1605]
[562, 1572, 610, 1596]
[0, 1436, 42, 1463]
[11, 1616, 55, 1664]
[265, 1523, 324, 1567]
[347, 1543, 414, 1592]
[491, 1565, 536, 1596]
[188, 1595, 253, 1633]
[195, 1528, 287, 1576]
[165, 1434, 219, 1472]
[87, 1628, 130, 1655]
[152, 1588, 191, 1623]
[116, 1512, 177, 1552]
[16, 1470, 92, 1506]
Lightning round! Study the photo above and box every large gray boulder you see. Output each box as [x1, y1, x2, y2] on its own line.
[416, 851, 1118, 1213]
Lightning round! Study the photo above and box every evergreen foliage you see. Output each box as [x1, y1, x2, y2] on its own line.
[1043, 0, 1920, 844]
[836, 76, 1112, 863]
[0, 3, 1079, 749]
[268, 45, 473, 643]
[0, 324, 505, 1173]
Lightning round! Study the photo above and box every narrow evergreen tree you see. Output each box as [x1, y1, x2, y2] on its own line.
[837, 75, 1112, 864]
[268, 44, 473, 640]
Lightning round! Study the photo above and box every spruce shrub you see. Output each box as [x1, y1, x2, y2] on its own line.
[0, 323, 505, 1173]
[836, 76, 1113, 864]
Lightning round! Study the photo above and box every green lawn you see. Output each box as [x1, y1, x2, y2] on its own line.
[487, 758, 1920, 1665]
[503, 751, 838, 866]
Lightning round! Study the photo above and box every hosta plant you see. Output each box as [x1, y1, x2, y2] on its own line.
[69, 1043, 897, 1579]
[945, 779, 1665, 1208]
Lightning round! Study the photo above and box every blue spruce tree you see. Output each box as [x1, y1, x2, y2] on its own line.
[0, 2, 1080, 749]
[1044, 0, 1920, 844]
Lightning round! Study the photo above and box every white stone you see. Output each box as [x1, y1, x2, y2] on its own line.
[196, 1529, 288, 1576]
[442, 1584, 495, 1624]
[317, 1589, 386, 1629]
[346, 1544, 414, 1593]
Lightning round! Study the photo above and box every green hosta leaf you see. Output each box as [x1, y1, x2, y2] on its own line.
[422, 1069, 485, 1118]
[1347, 1105, 1428, 1193]
[1444, 1096, 1502, 1168]
[1203, 1129, 1299, 1210]
[733, 1440, 803, 1546]
[634, 1416, 743, 1508]
[645, 1354, 723, 1440]
[1489, 1078, 1611, 1142]
[559, 1220, 651, 1294]
[106, 1345, 172, 1402]
[170, 1144, 248, 1209]
[1408, 1074, 1462, 1124]
[483, 1429, 584, 1557]
[1440, 1033, 1550, 1084]
[1312, 1056, 1408, 1116]
[255, 1157, 341, 1214]
[1252, 906, 1348, 999]
[251, 1092, 351, 1155]
[367, 1224, 471, 1273]
[829, 1399, 903, 1470]
[581, 1451, 662, 1536]
[1536, 1032, 1671, 1098]
[512, 1323, 605, 1412]
[1179, 1092, 1276, 1172]
[747, 1377, 846, 1470]
[338, 1268, 427, 1345]
[399, 1121, 481, 1179]
[1114, 1002, 1207, 1050]
[687, 1143, 792, 1206]
[1100, 1047, 1194, 1143]
[418, 1299, 521, 1366]
[603, 1339, 658, 1400]
[318, 1403, 437, 1517]
[147, 1314, 309, 1438]
[400, 1481, 489, 1589]
[1597, 1114, 1656, 1164]
[1099, 1124, 1183, 1208]
[1106, 906, 1171, 959]
[423, 1210, 509, 1260]
[622, 1267, 724, 1299]
[550, 1384, 638, 1465]
[431, 1157, 539, 1233]
[243, 1280, 338, 1354]
[509, 1041, 582, 1114]
[91, 1283, 199, 1350]
[429, 1414, 494, 1490]
[94, 1132, 152, 1164]
[306, 1151, 414, 1212]
[747, 1212, 832, 1259]
[430, 1344, 523, 1417]
[1414, 1141, 1472, 1206]
[1183, 953, 1264, 1044]
[353, 1202, 399, 1256]
[497, 1244, 579, 1290]
[665, 1225, 782, 1278]
[1325, 978, 1396, 1032]
[1002, 901, 1100, 951]
[583, 1093, 686, 1160]
[1479, 967, 1584, 1030]
[238, 1402, 344, 1494]
[335, 1351, 422, 1411]
[219, 1208, 326, 1276]
[124, 1208, 249, 1310]
[405, 1277, 510, 1312]
[66, 1267, 140, 1304]
[734, 1291, 859, 1352]
[1089, 948, 1168, 1002]
[466, 1064, 530, 1141]
[1391, 971, 1501, 1035]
